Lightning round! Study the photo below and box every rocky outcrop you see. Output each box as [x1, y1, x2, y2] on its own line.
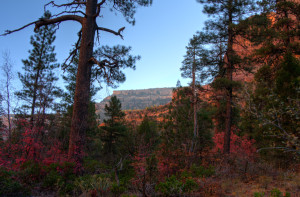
[95, 88, 174, 121]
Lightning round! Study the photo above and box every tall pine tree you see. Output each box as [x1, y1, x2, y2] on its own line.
[2, 0, 153, 164]
[240, 0, 300, 160]
[16, 11, 61, 127]
[180, 34, 210, 150]
[197, 0, 256, 154]
[101, 95, 126, 164]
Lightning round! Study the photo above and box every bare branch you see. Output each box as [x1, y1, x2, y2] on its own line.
[52, 10, 86, 18]
[45, 1, 86, 9]
[35, 15, 83, 31]
[96, 26, 125, 39]
[94, 0, 106, 17]
[62, 29, 82, 70]
[1, 21, 38, 36]
[62, 46, 81, 70]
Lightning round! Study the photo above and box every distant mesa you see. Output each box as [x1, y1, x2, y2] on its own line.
[95, 87, 174, 121]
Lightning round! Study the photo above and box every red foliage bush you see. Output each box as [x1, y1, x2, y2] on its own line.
[211, 127, 256, 158]
[0, 119, 68, 171]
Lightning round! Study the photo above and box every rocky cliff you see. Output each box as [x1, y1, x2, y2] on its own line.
[95, 87, 174, 121]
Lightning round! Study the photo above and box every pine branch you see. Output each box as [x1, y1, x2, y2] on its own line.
[35, 15, 83, 31]
[96, 26, 125, 39]
[45, 1, 86, 9]
[1, 21, 38, 36]
[94, 0, 107, 17]
[62, 29, 82, 70]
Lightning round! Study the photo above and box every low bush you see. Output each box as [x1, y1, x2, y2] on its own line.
[0, 168, 30, 196]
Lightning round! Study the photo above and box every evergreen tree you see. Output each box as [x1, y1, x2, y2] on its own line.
[62, 49, 101, 109]
[180, 34, 210, 146]
[176, 80, 182, 88]
[2, 0, 152, 164]
[197, 0, 256, 154]
[15, 11, 61, 127]
[101, 95, 127, 164]
[245, 0, 299, 69]
[162, 87, 214, 161]
[58, 49, 101, 151]
[138, 115, 159, 150]
[240, 0, 300, 161]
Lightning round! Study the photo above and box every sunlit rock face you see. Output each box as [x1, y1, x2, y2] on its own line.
[95, 88, 174, 121]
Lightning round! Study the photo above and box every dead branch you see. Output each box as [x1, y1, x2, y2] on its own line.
[1, 21, 38, 36]
[45, 1, 86, 9]
[52, 10, 86, 18]
[35, 15, 83, 31]
[1, 14, 82, 36]
[96, 26, 125, 39]
[94, 0, 106, 17]
[62, 29, 82, 70]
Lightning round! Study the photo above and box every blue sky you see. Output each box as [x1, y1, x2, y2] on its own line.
[0, 0, 206, 102]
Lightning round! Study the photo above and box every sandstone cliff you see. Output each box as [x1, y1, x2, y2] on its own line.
[95, 88, 174, 121]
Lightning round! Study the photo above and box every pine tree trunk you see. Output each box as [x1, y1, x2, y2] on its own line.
[223, 0, 233, 155]
[193, 49, 198, 140]
[224, 71, 232, 154]
[68, 0, 97, 164]
[30, 68, 41, 127]
[30, 37, 45, 128]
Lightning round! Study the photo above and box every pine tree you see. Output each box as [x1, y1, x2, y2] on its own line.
[61, 49, 101, 111]
[241, 0, 300, 160]
[58, 50, 101, 151]
[176, 80, 182, 88]
[2, 0, 152, 164]
[101, 95, 127, 163]
[180, 34, 210, 147]
[197, 0, 256, 154]
[163, 87, 194, 153]
[16, 11, 61, 127]
[138, 115, 159, 150]
[247, 0, 300, 67]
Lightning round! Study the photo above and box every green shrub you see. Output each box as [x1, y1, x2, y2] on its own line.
[270, 188, 291, 197]
[0, 168, 30, 196]
[254, 192, 265, 197]
[156, 175, 184, 196]
[180, 170, 192, 179]
[183, 178, 198, 193]
[111, 182, 126, 196]
[83, 159, 101, 174]
[19, 160, 42, 184]
[42, 170, 62, 188]
[191, 164, 215, 177]
[43, 162, 76, 196]
[75, 174, 112, 196]
[253, 189, 291, 197]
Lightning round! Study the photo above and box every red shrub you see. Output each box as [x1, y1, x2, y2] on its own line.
[211, 127, 256, 158]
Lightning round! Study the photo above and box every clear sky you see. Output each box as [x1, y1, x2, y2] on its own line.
[0, 0, 207, 102]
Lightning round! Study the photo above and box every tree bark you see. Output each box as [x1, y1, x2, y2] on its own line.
[68, 0, 97, 164]
[223, 0, 233, 155]
[193, 49, 198, 140]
